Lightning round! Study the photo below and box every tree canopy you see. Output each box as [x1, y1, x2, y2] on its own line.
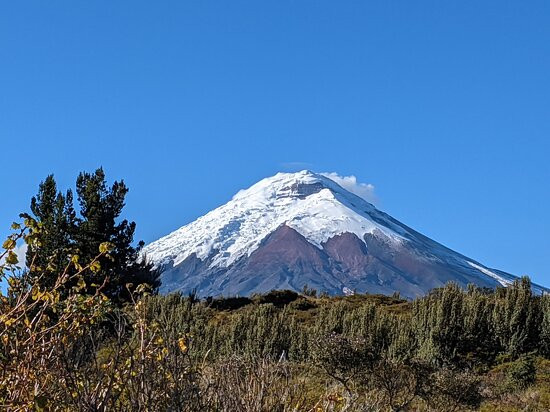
[26, 168, 160, 303]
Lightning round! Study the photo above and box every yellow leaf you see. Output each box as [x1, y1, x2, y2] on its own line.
[74, 276, 86, 292]
[5, 251, 18, 265]
[31, 287, 41, 301]
[2, 239, 15, 250]
[90, 261, 101, 273]
[99, 242, 114, 254]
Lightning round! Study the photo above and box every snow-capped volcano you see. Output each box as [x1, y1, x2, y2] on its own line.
[143, 171, 547, 298]
[145, 171, 407, 269]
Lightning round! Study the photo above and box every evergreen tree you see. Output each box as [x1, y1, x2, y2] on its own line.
[73, 168, 160, 302]
[26, 175, 76, 288]
[27, 169, 160, 303]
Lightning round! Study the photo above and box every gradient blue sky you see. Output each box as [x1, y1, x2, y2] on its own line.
[1, 1, 549, 288]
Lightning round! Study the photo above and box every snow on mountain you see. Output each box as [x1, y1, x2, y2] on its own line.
[466, 261, 512, 287]
[144, 170, 406, 269]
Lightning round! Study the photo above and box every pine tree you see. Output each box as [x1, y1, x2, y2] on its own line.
[27, 169, 160, 303]
[73, 168, 160, 302]
[26, 175, 76, 288]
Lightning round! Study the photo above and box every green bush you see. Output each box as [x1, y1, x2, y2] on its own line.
[207, 296, 252, 311]
[506, 355, 536, 390]
[256, 289, 299, 307]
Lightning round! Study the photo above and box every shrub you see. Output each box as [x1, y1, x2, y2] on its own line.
[201, 356, 306, 411]
[0, 218, 197, 410]
[256, 290, 299, 307]
[369, 358, 432, 411]
[207, 296, 252, 311]
[507, 355, 536, 390]
[312, 332, 374, 395]
[428, 369, 482, 411]
[288, 297, 317, 311]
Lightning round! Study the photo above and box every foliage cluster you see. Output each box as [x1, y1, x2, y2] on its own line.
[26, 169, 160, 304]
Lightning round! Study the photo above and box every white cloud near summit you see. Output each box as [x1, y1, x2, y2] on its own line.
[321, 172, 378, 205]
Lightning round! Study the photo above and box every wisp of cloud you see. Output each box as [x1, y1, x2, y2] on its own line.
[321, 172, 378, 205]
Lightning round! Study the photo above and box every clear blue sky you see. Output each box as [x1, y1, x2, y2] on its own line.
[1, 1, 549, 287]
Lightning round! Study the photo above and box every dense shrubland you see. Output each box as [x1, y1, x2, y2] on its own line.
[1, 171, 550, 411]
[142, 279, 549, 368]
